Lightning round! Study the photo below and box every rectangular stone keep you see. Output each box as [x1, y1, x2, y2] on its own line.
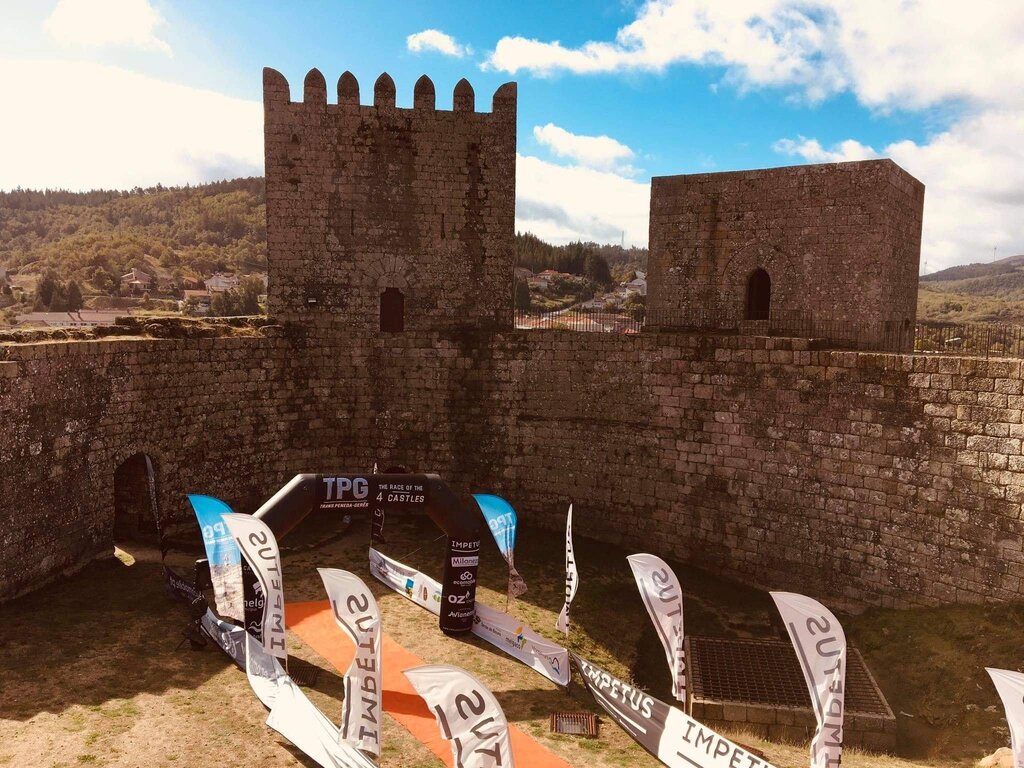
[647, 160, 924, 341]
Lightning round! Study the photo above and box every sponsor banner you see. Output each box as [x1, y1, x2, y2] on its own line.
[246, 631, 285, 710]
[555, 504, 578, 636]
[375, 479, 427, 507]
[164, 565, 205, 607]
[370, 547, 442, 616]
[473, 494, 527, 599]
[319, 568, 383, 757]
[188, 494, 244, 621]
[199, 609, 246, 670]
[441, 538, 481, 634]
[240, 559, 265, 645]
[474, 601, 569, 686]
[573, 654, 778, 768]
[369, 548, 569, 687]
[344, 626, 382, 758]
[223, 514, 287, 661]
[267, 676, 378, 768]
[771, 592, 846, 768]
[321, 476, 372, 511]
[627, 554, 686, 704]
[988, 668, 1024, 768]
[404, 664, 515, 768]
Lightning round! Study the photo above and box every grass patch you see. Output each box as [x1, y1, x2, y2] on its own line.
[0, 514, 1017, 767]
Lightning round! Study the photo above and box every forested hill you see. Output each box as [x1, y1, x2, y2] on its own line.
[0, 178, 266, 290]
[0, 178, 650, 292]
[514, 232, 647, 282]
[919, 253, 1024, 324]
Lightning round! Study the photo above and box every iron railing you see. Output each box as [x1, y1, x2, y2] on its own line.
[514, 306, 1024, 359]
[514, 307, 645, 333]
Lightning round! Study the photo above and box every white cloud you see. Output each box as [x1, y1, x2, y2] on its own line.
[407, 29, 471, 58]
[486, 0, 1024, 111]
[0, 59, 262, 191]
[44, 0, 172, 55]
[775, 110, 1024, 272]
[772, 136, 878, 163]
[486, 1, 847, 100]
[533, 123, 637, 173]
[489, 0, 1024, 268]
[516, 154, 649, 246]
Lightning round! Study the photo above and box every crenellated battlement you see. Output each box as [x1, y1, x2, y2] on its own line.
[262, 67, 516, 115]
[263, 66, 517, 330]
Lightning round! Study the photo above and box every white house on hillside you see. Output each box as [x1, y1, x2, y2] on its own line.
[625, 272, 647, 296]
[205, 272, 240, 293]
[120, 268, 153, 294]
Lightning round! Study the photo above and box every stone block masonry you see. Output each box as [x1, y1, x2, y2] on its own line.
[6, 67, 1011, 612]
[6, 324, 1024, 609]
[648, 160, 925, 335]
[264, 68, 516, 331]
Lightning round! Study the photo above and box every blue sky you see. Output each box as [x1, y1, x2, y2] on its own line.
[1, 0, 1022, 272]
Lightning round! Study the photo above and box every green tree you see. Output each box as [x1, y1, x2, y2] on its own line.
[47, 282, 69, 311]
[210, 290, 241, 316]
[236, 276, 264, 314]
[90, 266, 117, 295]
[66, 281, 83, 311]
[35, 271, 59, 308]
[514, 278, 531, 311]
[623, 292, 646, 320]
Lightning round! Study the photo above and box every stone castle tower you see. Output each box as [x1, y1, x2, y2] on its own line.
[263, 68, 517, 331]
[647, 160, 925, 333]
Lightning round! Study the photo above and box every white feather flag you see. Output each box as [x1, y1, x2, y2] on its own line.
[555, 504, 577, 636]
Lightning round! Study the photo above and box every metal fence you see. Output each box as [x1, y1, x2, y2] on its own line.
[514, 306, 1024, 359]
[912, 322, 1024, 358]
[514, 307, 645, 333]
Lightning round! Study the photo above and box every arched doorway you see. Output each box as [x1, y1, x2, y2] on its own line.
[379, 287, 405, 332]
[746, 268, 771, 321]
[113, 453, 160, 543]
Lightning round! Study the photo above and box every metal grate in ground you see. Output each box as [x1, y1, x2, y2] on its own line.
[550, 711, 599, 737]
[687, 636, 892, 717]
[287, 657, 321, 688]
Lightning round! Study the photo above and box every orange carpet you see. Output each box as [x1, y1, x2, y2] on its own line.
[286, 601, 570, 768]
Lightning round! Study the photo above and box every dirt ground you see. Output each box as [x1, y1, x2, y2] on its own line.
[0, 511, 1017, 767]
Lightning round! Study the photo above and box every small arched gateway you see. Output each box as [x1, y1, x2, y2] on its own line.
[745, 268, 771, 321]
[113, 452, 159, 543]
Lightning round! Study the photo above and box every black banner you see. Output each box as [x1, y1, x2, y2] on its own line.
[440, 538, 480, 635]
[573, 653, 666, 756]
[572, 654, 778, 768]
[241, 559, 266, 643]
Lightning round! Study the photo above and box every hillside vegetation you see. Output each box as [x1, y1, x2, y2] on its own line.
[919, 253, 1024, 324]
[0, 178, 266, 294]
[3, 177, 1024, 325]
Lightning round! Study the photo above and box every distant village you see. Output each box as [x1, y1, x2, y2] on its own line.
[5, 267, 268, 329]
[516, 266, 646, 309]
[3, 264, 645, 329]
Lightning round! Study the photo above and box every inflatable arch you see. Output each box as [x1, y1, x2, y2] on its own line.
[251, 472, 482, 635]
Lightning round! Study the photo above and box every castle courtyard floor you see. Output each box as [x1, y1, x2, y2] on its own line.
[0, 512, 1016, 768]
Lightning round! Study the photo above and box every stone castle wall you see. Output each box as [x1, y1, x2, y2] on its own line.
[5, 326, 1024, 609]
[0, 331, 303, 599]
[3, 68, 1017, 611]
[647, 161, 925, 331]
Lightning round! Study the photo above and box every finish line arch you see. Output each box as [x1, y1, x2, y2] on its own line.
[252, 472, 482, 635]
